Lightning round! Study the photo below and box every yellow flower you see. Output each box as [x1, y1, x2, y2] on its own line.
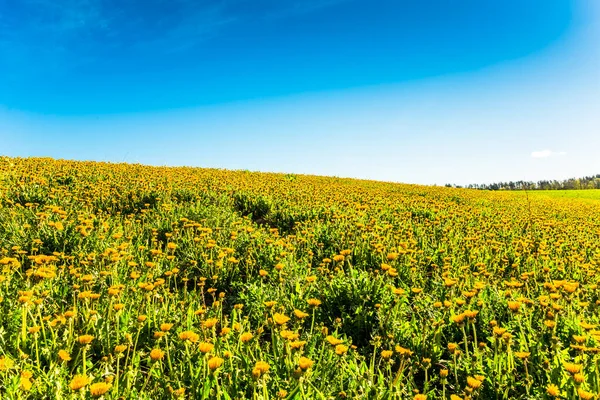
[208, 356, 224, 370]
[573, 335, 587, 344]
[335, 345, 348, 355]
[28, 326, 41, 334]
[450, 314, 465, 324]
[395, 345, 413, 356]
[514, 351, 530, 359]
[90, 382, 111, 397]
[77, 334, 94, 345]
[255, 361, 270, 372]
[58, 350, 71, 361]
[70, 374, 90, 390]
[294, 309, 309, 319]
[307, 298, 321, 307]
[507, 301, 522, 312]
[149, 348, 164, 361]
[21, 370, 33, 379]
[563, 283, 579, 293]
[577, 389, 595, 400]
[290, 341, 307, 349]
[179, 330, 200, 343]
[574, 373, 586, 384]
[240, 332, 253, 343]
[281, 330, 299, 340]
[160, 323, 173, 332]
[203, 318, 218, 329]
[252, 361, 270, 378]
[326, 336, 343, 346]
[114, 345, 128, 354]
[492, 327, 507, 336]
[565, 362, 582, 375]
[198, 342, 214, 353]
[20, 371, 33, 391]
[273, 313, 290, 325]
[545, 320, 556, 329]
[444, 278, 457, 287]
[581, 322, 596, 330]
[392, 287, 405, 296]
[467, 376, 482, 389]
[414, 395, 427, 400]
[546, 383, 560, 397]
[381, 350, 393, 359]
[0, 356, 14, 370]
[298, 357, 313, 370]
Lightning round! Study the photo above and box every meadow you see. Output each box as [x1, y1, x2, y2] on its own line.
[1, 156, 599, 399]
[528, 190, 600, 202]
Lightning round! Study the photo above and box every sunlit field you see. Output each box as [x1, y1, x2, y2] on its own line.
[1, 157, 600, 399]
[528, 190, 600, 202]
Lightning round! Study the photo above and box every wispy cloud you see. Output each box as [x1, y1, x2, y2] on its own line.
[531, 149, 566, 158]
[0, 0, 349, 78]
[257, 0, 350, 20]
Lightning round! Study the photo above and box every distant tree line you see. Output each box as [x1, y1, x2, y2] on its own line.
[445, 174, 600, 190]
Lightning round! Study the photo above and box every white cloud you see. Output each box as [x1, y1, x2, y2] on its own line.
[531, 149, 566, 158]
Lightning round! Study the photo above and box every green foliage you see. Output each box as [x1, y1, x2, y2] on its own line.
[0, 157, 599, 399]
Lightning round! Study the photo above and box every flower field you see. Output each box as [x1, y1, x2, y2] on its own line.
[1, 157, 599, 399]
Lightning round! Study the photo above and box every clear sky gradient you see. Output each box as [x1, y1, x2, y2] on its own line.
[1, 0, 599, 185]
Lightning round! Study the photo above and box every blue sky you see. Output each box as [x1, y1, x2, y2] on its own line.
[1, 0, 599, 185]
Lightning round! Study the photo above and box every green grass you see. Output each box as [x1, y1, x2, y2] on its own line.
[1, 157, 600, 400]
[527, 189, 600, 201]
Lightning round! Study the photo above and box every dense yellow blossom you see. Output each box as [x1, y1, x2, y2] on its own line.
[1, 157, 599, 398]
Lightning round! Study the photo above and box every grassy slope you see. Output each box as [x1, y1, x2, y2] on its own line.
[1, 157, 600, 399]
[528, 189, 600, 201]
